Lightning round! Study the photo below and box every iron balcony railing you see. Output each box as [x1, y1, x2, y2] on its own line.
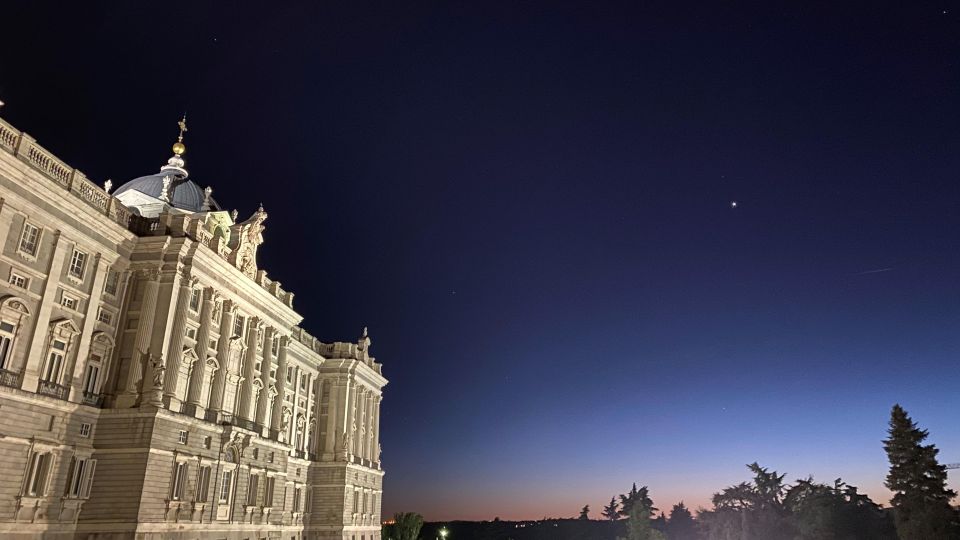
[37, 380, 69, 400]
[81, 391, 103, 407]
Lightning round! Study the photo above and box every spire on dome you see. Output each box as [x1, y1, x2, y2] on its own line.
[160, 114, 188, 178]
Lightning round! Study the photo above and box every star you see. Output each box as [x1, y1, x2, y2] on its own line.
[730, 201, 738, 208]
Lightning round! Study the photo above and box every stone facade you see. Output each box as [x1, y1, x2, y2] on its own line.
[0, 114, 386, 540]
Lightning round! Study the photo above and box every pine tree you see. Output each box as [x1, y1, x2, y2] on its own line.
[666, 502, 699, 540]
[883, 404, 960, 539]
[579, 504, 590, 520]
[623, 498, 666, 540]
[603, 497, 620, 521]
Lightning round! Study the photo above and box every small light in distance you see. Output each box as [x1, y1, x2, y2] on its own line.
[730, 201, 738, 208]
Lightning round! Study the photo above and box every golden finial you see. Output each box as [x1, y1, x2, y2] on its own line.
[172, 113, 187, 156]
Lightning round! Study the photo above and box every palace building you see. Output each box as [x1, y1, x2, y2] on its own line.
[0, 113, 386, 540]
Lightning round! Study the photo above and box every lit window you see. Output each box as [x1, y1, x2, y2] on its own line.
[171, 462, 189, 500]
[219, 470, 233, 503]
[0, 321, 16, 370]
[61, 295, 78, 310]
[68, 457, 97, 498]
[25, 451, 52, 496]
[68, 249, 87, 280]
[17, 222, 41, 257]
[178, 430, 188, 444]
[8, 272, 27, 289]
[42, 340, 67, 383]
[79, 423, 91, 438]
[189, 288, 201, 312]
[97, 309, 113, 325]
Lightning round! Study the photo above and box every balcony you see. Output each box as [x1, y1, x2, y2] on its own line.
[0, 368, 22, 389]
[81, 391, 103, 407]
[204, 408, 220, 423]
[37, 380, 69, 400]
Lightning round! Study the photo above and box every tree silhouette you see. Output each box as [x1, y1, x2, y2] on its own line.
[666, 502, 699, 540]
[883, 404, 960, 539]
[603, 497, 620, 521]
[578, 504, 590, 520]
[384, 512, 424, 540]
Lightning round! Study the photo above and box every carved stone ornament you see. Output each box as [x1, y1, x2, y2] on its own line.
[149, 353, 166, 387]
[137, 265, 162, 281]
[227, 206, 267, 279]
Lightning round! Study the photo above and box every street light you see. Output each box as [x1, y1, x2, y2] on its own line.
[438, 527, 449, 539]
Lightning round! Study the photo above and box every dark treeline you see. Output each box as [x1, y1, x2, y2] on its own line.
[385, 405, 960, 540]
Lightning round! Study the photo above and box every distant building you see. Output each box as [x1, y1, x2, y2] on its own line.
[0, 114, 386, 539]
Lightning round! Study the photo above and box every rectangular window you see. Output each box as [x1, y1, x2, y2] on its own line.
[294, 486, 302, 512]
[0, 322, 15, 370]
[61, 294, 78, 310]
[97, 309, 113, 325]
[219, 470, 233, 503]
[82, 362, 99, 393]
[178, 430, 188, 444]
[18, 222, 41, 256]
[300, 374, 307, 390]
[68, 457, 97, 498]
[271, 336, 279, 355]
[79, 423, 91, 438]
[185, 327, 197, 340]
[233, 315, 245, 338]
[189, 288, 201, 312]
[68, 249, 87, 280]
[43, 341, 66, 383]
[246, 474, 259, 506]
[209, 338, 218, 350]
[353, 489, 359, 513]
[286, 366, 293, 383]
[25, 451, 51, 496]
[196, 466, 211, 503]
[103, 269, 119, 295]
[8, 272, 27, 289]
[264, 476, 275, 507]
[171, 461, 188, 500]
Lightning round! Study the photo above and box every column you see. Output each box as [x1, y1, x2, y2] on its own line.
[302, 373, 314, 454]
[21, 232, 67, 392]
[185, 287, 216, 414]
[356, 388, 367, 460]
[208, 300, 234, 414]
[365, 393, 375, 460]
[254, 327, 275, 428]
[270, 336, 289, 438]
[236, 317, 260, 422]
[343, 378, 355, 457]
[372, 395, 382, 466]
[162, 271, 195, 409]
[323, 381, 339, 457]
[116, 265, 161, 407]
[68, 254, 109, 403]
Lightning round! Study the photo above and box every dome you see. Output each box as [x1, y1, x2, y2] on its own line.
[113, 173, 220, 213]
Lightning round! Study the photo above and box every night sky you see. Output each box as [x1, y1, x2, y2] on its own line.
[1, 1, 958, 521]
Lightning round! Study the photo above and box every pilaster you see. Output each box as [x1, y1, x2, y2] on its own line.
[22, 231, 66, 392]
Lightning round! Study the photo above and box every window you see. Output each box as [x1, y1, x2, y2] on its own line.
[178, 430, 189, 444]
[300, 374, 307, 390]
[255, 360, 262, 372]
[185, 327, 197, 340]
[82, 355, 101, 394]
[96, 309, 112, 325]
[286, 366, 293, 383]
[8, 272, 27, 289]
[252, 448, 259, 460]
[42, 340, 67, 383]
[294, 486, 303, 512]
[79, 423, 91, 438]
[219, 470, 233, 503]
[246, 474, 259, 506]
[196, 466, 212, 503]
[103, 269, 119, 295]
[61, 294, 78, 310]
[268, 451, 274, 464]
[171, 461, 189, 500]
[0, 321, 15, 370]
[189, 288, 201, 312]
[17, 222, 41, 257]
[24, 451, 51, 496]
[271, 336, 280, 355]
[264, 476, 275, 507]
[68, 249, 87, 280]
[209, 338, 218, 350]
[352, 489, 359, 513]
[67, 457, 97, 498]
[203, 436, 212, 449]
[233, 315, 245, 338]
[125, 318, 138, 331]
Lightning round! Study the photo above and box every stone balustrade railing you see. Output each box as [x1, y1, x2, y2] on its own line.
[0, 116, 133, 229]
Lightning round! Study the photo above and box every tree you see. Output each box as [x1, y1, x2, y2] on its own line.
[603, 497, 620, 521]
[578, 504, 590, 520]
[383, 512, 424, 540]
[883, 404, 960, 539]
[622, 497, 666, 540]
[666, 502, 699, 540]
[620, 484, 656, 518]
[698, 463, 793, 540]
[784, 477, 896, 540]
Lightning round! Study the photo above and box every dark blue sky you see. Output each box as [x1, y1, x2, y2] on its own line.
[2, 1, 958, 520]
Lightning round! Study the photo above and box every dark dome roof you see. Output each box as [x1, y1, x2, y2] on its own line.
[113, 173, 220, 213]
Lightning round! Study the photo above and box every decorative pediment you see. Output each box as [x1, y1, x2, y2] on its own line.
[0, 295, 31, 316]
[227, 206, 267, 279]
[50, 318, 81, 335]
[91, 331, 115, 347]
